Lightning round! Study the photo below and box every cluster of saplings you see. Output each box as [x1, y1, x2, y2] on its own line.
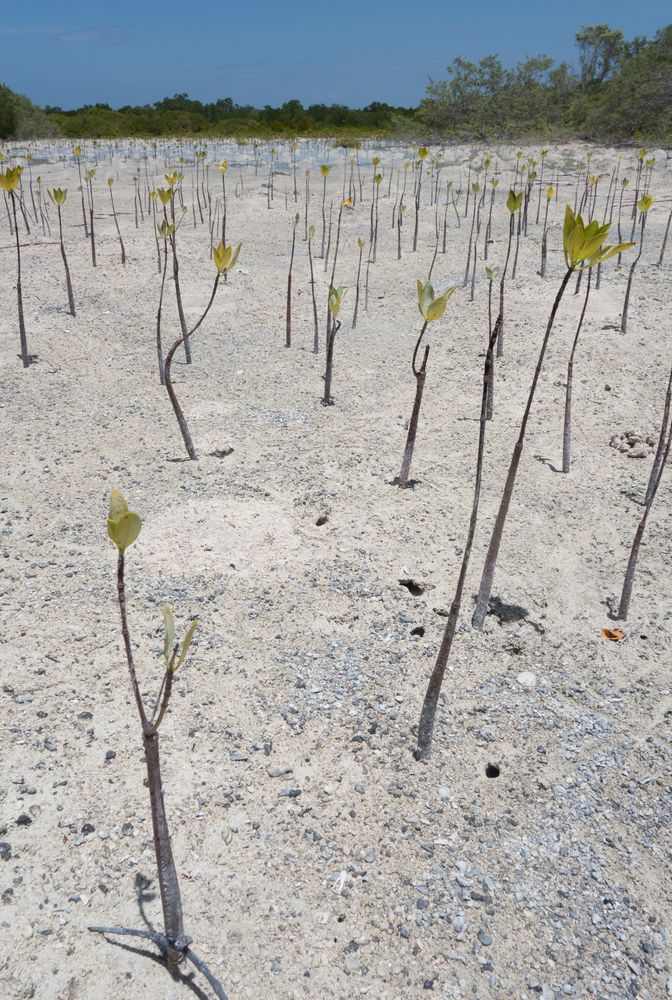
[2, 138, 669, 998]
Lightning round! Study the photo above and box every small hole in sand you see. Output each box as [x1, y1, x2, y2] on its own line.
[316, 513, 329, 526]
[400, 578, 425, 596]
[485, 763, 500, 778]
[410, 626, 425, 637]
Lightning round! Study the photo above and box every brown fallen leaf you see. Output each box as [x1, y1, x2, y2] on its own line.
[601, 627, 627, 643]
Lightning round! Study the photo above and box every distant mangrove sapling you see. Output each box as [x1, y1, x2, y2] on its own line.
[286, 212, 299, 348]
[617, 404, 672, 621]
[398, 280, 456, 488]
[47, 187, 76, 317]
[74, 145, 89, 238]
[89, 491, 227, 999]
[621, 195, 652, 334]
[471, 208, 632, 629]
[307, 224, 319, 353]
[323, 286, 346, 406]
[412, 147, 429, 253]
[561, 266, 592, 473]
[107, 178, 126, 266]
[319, 163, 331, 257]
[494, 189, 523, 359]
[415, 298, 502, 761]
[352, 237, 365, 330]
[0, 165, 30, 367]
[84, 168, 97, 267]
[164, 240, 240, 460]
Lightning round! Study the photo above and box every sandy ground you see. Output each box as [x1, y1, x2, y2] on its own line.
[1, 139, 671, 1000]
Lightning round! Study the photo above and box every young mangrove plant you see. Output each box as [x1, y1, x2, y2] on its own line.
[218, 160, 228, 245]
[561, 267, 592, 473]
[540, 185, 554, 278]
[47, 187, 76, 316]
[617, 397, 672, 621]
[352, 237, 365, 330]
[165, 240, 240, 460]
[484, 265, 499, 420]
[319, 163, 331, 257]
[286, 212, 300, 348]
[644, 364, 672, 506]
[156, 217, 174, 385]
[621, 195, 652, 334]
[107, 178, 126, 266]
[89, 490, 227, 999]
[398, 280, 456, 488]
[85, 168, 97, 267]
[412, 147, 429, 252]
[323, 286, 346, 406]
[471, 207, 632, 629]
[164, 174, 191, 363]
[307, 224, 319, 353]
[494, 189, 523, 359]
[0, 165, 30, 366]
[414, 299, 501, 761]
[74, 145, 89, 238]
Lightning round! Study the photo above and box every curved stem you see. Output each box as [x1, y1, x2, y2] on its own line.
[415, 321, 500, 759]
[164, 274, 220, 461]
[472, 266, 574, 629]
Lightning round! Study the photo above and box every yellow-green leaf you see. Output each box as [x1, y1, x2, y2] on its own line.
[107, 511, 141, 552]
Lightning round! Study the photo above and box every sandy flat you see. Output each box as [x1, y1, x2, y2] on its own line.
[1, 139, 671, 999]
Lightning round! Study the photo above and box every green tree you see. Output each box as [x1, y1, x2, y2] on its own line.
[0, 84, 19, 139]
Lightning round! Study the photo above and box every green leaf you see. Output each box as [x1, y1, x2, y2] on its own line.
[174, 619, 199, 671]
[107, 511, 141, 552]
[163, 606, 175, 663]
[108, 488, 128, 520]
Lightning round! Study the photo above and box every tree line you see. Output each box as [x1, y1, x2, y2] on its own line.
[0, 23, 670, 142]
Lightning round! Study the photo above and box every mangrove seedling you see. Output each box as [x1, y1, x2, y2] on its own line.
[414, 293, 502, 760]
[89, 490, 227, 999]
[0, 165, 30, 366]
[163, 177, 191, 363]
[412, 147, 429, 253]
[74, 144, 89, 238]
[644, 364, 672, 507]
[352, 237, 365, 330]
[286, 212, 300, 348]
[494, 189, 523, 359]
[84, 167, 97, 267]
[164, 240, 240, 459]
[561, 266, 592, 472]
[323, 285, 346, 406]
[307, 224, 319, 353]
[319, 163, 331, 257]
[540, 185, 554, 278]
[47, 187, 76, 316]
[107, 178, 126, 266]
[218, 160, 228, 246]
[398, 279, 456, 488]
[156, 216, 175, 385]
[471, 207, 632, 629]
[617, 397, 672, 621]
[621, 195, 652, 334]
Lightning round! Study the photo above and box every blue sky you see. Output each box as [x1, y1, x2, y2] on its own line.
[0, 0, 667, 109]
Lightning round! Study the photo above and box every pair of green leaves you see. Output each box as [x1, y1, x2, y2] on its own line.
[563, 205, 634, 270]
[417, 279, 457, 322]
[506, 189, 523, 213]
[213, 241, 242, 275]
[328, 286, 347, 317]
[108, 490, 198, 672]
[48, 187, 67, 206]
[107, 489, 142, 553]
[0, 166, 22, 192]
[162, 606, 198, 674]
